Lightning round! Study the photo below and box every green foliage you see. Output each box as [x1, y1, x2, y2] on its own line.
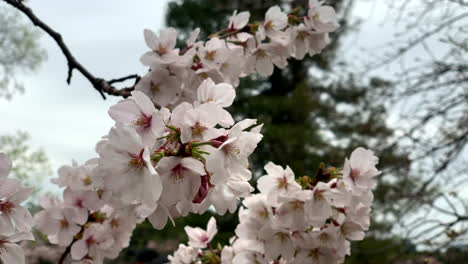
[117, 212, 237, 262]
[436, 246, 468, 264]
[0, 5, 47, 99]
[345, 236, 417, 264]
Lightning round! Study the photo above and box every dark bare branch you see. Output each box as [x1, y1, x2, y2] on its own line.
[2, 0, 138, 99]
[108, 74, 140, 85]
[367, 11, 468, 71]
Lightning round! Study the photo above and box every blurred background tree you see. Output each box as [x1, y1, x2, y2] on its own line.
[0, 6, 54, 263]
[0, 5, 46, 100]
[0, 5, 51, 197]
[0, 131, 51, 198]
[360, 0, 468, 250]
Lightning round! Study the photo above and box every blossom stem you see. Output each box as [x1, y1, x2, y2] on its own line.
[2, 0, 138, 99]
[58, 243, 72, 264]
[58, 214, 91, 264]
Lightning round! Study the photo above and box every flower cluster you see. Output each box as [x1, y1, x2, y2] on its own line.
[0, 153, 34, 264]
[33, 1, 342, 263]
[35, 160, 137, 263]
[103, 81, 263, 228]
[135, 0, 339, 107]
[168, 216, 219, 263]
[169, 147, 380, 264]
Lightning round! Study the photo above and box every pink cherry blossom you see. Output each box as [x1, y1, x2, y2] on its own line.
[343, 147, 380, 193]
[108, 90, 166, 144]
[156, 157, 205, 207]
[140, 28, 179, 67]
[306, 0, 340, 33]
[0, 178, 33, 234]
[53, 159, 97, 191]
[30, 3, 351, 263]
[245, 42, 289, 77]
[0, 232, 33, 264]
[257, 162, 302, 206]
[259, 6, 288, 40]
[71, 224, 114, 261]
[97, 124, 162, 208]
[135, 67, 182, 107]
[199, 38, 230, 70]
[34, 204, 84, 246]
[184, 216, 217, 248]
[228, 11, 250, 31]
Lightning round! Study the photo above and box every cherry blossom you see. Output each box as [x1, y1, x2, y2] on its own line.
[156, 157, 205, 207]
[169, 147, 379, 264]
[0, 153, 34, 264]
[306, 0, 340, 33]
[228, 11, 250, 31]
[0, 232, 34, 264]
[34, 198, 85, 246]
[97, 124, 162, 209]
[140, 28, 179, 67]
[108, 90, 166, 144]
[257, 162, 302, 206]
[28, 3, 370, 264]
[135, 67, 181, 107]
[0, 178, 34, 234]
[259, 6, 289, 40]
[167, 244, 198, 264]
[199, 37, 230, 70]
[52, 159, 97, 191]
[343, 147, 380, 193]
[70, 224, 114, 261]
[184, 216, 217, 248]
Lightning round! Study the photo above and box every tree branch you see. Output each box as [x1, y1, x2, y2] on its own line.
[58, 243, 72, 264]
[108, 74, 140, 85]
[366, 11, 468, 71]
[3, 0, 138, 99]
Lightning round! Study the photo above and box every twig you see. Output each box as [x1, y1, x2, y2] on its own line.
[3, 0, 138, 99]
[57, 213, 92, 264]
[58, 243, 72, 264]
[366, 11, 468, 71]
[108, 74, 140, 85]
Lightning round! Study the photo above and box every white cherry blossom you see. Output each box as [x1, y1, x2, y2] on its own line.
[228, 11, 250, 31]
[32, 3, 350, 263]
[34, 204, 85, 246]
[135, 67, 182, 107]
[0, 232, 34, 264]
[0, 178, 34, 234]
[343, 147, 380, 193]
[157, 157, 205, 207]
[184, 216, 217, 249]
[71, 224, 114, 262]
[108, 90, 166, 144]
[140, 28, 179, 67]
[257, 162, 302, 206]
[97, 124, 162, 208]
[306, 0, 340, 33]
